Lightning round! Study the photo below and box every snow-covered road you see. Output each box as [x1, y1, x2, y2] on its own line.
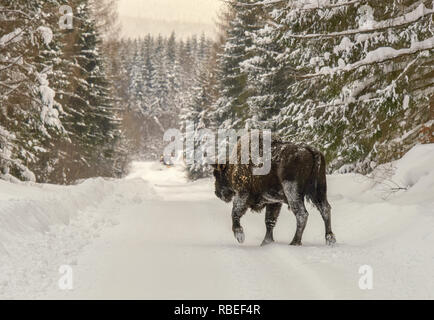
[1, 145, 434, 299]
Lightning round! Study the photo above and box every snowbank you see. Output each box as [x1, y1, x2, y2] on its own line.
[0, 28, 23, 47]
[389, 144, 434, 195]
[0, 177, 157, 254]
[0, 176, 156, 298]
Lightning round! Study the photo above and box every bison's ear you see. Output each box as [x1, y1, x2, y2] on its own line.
[217, 164, 227, 172]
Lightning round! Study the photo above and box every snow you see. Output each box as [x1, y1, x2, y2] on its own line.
[1, 145, 434, 299]
[307, 37, 434, 77]
[333, 36, 353, 55]
[357, 5, 375, 30]
[36, 27, 53, 46]
[403, 95, 410, 110]
[37, 73, 64, 132]
[288, 0, 361, 10]
[287, 3, 434, 39]
[0, 176, 157, 297]
[388, 144, 434, 191]
[0, 28, 23, 47]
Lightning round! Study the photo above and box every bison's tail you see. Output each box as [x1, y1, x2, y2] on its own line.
[304, 146, 328, 206]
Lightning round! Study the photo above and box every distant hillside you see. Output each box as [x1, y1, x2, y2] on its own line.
[119, 16, 217, 39]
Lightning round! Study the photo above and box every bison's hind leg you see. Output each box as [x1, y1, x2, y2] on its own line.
[282, 181, 309, 246]
[261, 203, 282, 246]
[313, 200, 336, 246]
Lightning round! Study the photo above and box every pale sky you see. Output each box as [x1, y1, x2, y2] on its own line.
[118, 0, 224, 39]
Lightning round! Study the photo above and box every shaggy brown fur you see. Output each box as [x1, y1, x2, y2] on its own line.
[213, 135, 336, 246]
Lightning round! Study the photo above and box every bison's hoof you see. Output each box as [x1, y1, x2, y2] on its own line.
[261, 238, 274, 246]
[326, 233, 336, 246]
[290, 240, 302, 246]
[234, 228, 245, 244]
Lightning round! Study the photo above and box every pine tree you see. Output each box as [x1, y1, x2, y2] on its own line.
[0, 0, 67, 182]
[283, 0, 432, 171]
[212, 0, 264, 130]
[1, 0, 128, 183]
[142, 35, 155, 112]
[242, 0, 434, 172]
[165, 31, 181, 117]
[53, 0, 120, 182]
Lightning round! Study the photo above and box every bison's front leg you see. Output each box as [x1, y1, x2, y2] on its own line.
[232, 193, 248, 244]
[261, 203, 282, 246]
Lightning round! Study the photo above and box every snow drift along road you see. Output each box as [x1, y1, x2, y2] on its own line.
[0, 145, 433, 299]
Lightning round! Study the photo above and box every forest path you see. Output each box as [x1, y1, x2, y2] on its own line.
[7, 146, 430, 300]
[36, 163, 363, 299]
[43, 163, 362, 299]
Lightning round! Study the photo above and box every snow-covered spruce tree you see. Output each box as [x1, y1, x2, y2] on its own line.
[113, 39, 142, 159]
[129, 39, 147, 112]
[178, 36, 198, 96]
[118, 36, 159, 160]
[0, 0, 67, 182]
[180, 58, 218, 180]
[90, 0, 129, 178]
[213, 0, 265, 130]
[240, 1, 289, 131]
[142, 35, 155, 107]
[245, 0, 433, 172]
[146, 34, 179, 157]
[198, 32, 212, 64]
[152, 35, 170, 116]
[52, 0, 121, 183]
[166, 32, 181, 111]
[178, 32, 223, 179]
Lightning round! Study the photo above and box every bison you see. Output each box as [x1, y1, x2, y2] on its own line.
[212, 134, 336, 246]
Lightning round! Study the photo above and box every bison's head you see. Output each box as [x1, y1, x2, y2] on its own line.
[212, 164, 235, 203]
